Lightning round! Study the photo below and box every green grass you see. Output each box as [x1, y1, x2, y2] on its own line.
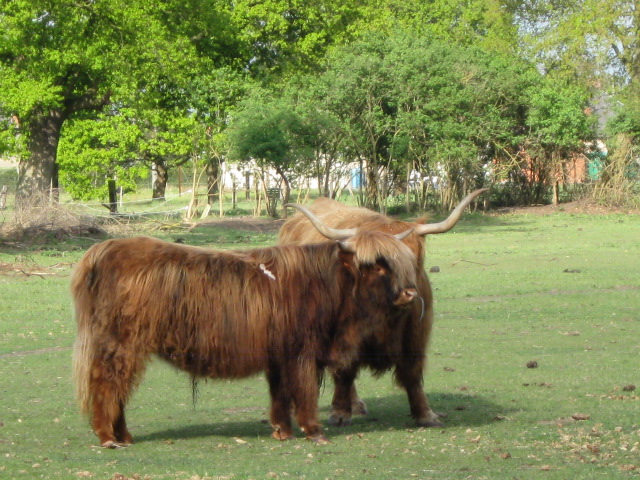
[1, 211, 639, 479]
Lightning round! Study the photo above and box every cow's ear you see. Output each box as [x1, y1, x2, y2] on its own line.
[338, 249, 357, 274]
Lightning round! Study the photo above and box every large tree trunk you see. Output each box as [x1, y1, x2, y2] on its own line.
[322, 158, 331, 197]
[365, 163, 380, 210]
[206, 158, 220, 205]
[274, 164, 291, 218]
[152, 161, 168, 200]
[14, 80, 110, 209]
[16, 109, 65, 209]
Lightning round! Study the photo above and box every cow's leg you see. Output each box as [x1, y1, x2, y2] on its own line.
[291, 360, 328, 444]
[89, 367, 123, 448]
[351, 385, 368, 416]
[113, 402, 133, 445]
[266, 368, 294, 441]
[396, 286, 442, 428]
[328, 365, 366, 427]
[89, 348, 141, 447]
[395, 360, 442, 428]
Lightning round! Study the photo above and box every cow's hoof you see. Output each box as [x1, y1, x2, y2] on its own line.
[418, 419, 445, 428]
[116, 432, 134, 445]
[272, 428, 294, 441]
[307, 434, 331, 445]
[327, 411, 352, 427]
[352, 399, 368, 416]
[416, 412, 444, 428]
[101, 440, 128, 449]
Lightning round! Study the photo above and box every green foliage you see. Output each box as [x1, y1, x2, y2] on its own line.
[609, 83, 640, 142]
[57, 112, 147, 200]
[230, 0, 363, 78]
[345, 0, 519, 55]
[0, 117, 22, 158]
[0, 166, 19, 193]
[0, 0, 249, 200]
[228, 89, 318, 172]
[266, 33, 594, 207]
[0, 0, 612, 209]
[510, 0, 639, 205]
[224, 31, 598, 209]
[229, 93, 290, 166]
[526, 78, 595, 150]
[516, 0, 639, 86]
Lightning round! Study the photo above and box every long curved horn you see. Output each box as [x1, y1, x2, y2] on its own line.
[394, 228, 414, 240]
[284, 203, 357, 240]
[414, 188, 489, 236]
[286, 203, 415, 242]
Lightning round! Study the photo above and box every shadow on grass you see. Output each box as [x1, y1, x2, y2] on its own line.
[134, 391, 512, 444]
[353, 392, 515, 429]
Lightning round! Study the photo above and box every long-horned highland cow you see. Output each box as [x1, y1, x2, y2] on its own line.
[279, 189, 487, 428]
[71, 207, 419, 448]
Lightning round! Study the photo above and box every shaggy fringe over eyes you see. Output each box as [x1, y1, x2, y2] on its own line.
[349, 231, 417, 286]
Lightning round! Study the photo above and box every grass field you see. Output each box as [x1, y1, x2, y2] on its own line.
[1, 209, 639, 479]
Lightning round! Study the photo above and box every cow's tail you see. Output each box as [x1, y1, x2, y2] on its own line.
[72, 319, 94, 416]
[70, 246, 100, 416]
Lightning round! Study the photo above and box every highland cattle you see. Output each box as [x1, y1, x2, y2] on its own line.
[279, 189, 487, 427]
[72, 208, 418, 447]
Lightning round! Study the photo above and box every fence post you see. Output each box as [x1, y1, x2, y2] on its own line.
[232, 180, 237, 210]
[0, 185, 7, 210]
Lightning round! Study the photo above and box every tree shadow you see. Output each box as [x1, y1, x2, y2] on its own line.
[134, 391, 514, 444]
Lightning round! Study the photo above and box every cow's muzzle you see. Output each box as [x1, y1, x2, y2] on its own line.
[394, 288, 418, 306]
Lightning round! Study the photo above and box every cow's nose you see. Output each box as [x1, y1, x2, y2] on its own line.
[394, 288, 417, 305]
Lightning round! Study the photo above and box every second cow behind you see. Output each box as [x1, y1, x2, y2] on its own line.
[280, 189, 487, 428]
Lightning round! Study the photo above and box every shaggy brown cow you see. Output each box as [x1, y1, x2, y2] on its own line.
[279, 189, 487, 427]
[71, 211, 418, 448]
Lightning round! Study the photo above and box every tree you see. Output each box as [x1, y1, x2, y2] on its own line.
[284, 32, 595, 209]
[346, 0, 519, 55]
[521, 78, 596, 203]
[187, 68, 253, 205]
[515, 0, 639, 87]
[609, 84, 640, 141]
[315, 35, 396, 209]
[58, 107, 204, 201]
[594, 82, 640, 205]
[57, 108, 146, 201]
[514, 0, 638, 205]
[312, 34, 532, 209]
[229, 0, 362, 79]
[0, 0, 244, 207]
[227, 90, 314, 217]
[298, 102, 348, 199]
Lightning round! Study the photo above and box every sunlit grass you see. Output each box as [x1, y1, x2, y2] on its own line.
[1, 211, 638, 479]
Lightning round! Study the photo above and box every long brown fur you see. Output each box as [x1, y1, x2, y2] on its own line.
[72, 233, 417, 447]
[279, 197, 476, 427]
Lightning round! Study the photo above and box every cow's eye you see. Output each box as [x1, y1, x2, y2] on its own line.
[373, 264, 385, 275]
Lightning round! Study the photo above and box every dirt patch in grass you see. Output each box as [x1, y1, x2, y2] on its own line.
[191, 200, 640, 236]
[0, 260, 74, 278]
[492, 199, 640, 216]
[2, 199, 636, 249]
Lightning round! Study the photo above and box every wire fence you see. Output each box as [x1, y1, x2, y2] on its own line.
[70, 189, 193, 219]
